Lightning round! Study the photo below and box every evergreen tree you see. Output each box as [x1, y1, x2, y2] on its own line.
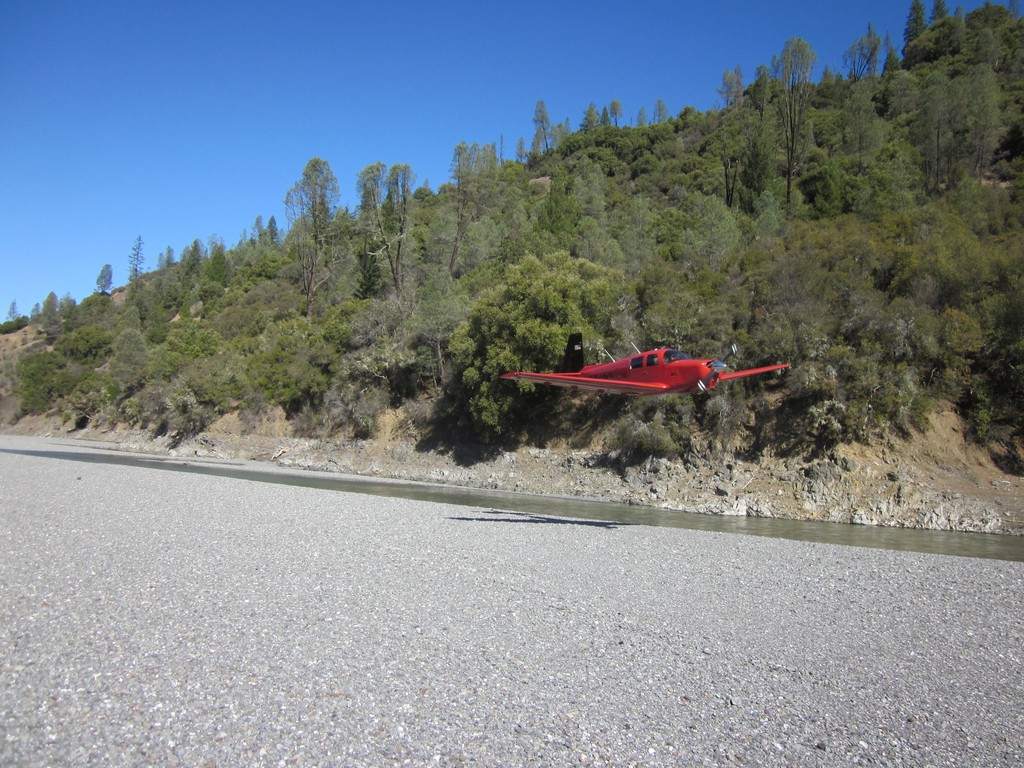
[931, 0, 948, 22]
[551, 118, 571, 148]
[844, 81, 884, 172]
[128, 236, 144, 282]
[904, 0, 927, 56]
[355, 249, 384, 299]
[96, 264, 113, 294]
[39, 291, 60, 341]
[965, 64, 1001, 176]
[600, 106, 611, 126]
[266, 215, 279, 245]
[636, 106, 648, 127]
[157, 246, 174, 269]
[654, 99, 670, 123]
[58, 293, 76, 320]
[205, 242, 228, 286]
[718, 66, 744, 107]
[110, 326, 148, 390]
[7, 301, 17, 321]
[581, 103, 599, 131]
[181, 239, 204, 276]
[532, 100, 552, 153]
[883, 34, 901, 74]
[609, 99, 622, 126]
[515, 137, 527, 163]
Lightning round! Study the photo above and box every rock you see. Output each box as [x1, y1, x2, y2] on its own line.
[714, 484, 729, 497]
[723, 497, 749, 517]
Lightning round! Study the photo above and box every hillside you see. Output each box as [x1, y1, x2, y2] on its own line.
[4, 3, 1024, 498]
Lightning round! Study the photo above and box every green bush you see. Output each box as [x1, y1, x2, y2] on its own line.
[607, 397, 692, 463]
[449, 251, 620, 438]
[55, 324, 113, 363]
[0, 316, 28, 335]
[15, 352, 76, 413]
[247, 318, 332, 414]
[63, 372, 116, 428]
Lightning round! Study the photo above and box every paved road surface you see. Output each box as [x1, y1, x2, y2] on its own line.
[1, 436, 1022, 766]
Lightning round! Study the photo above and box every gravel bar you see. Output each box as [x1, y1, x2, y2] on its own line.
[1, 437, 1022, 766]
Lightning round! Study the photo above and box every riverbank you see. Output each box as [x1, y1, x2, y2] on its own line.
[1, 440, 1022, 766]
[5, 403, 1022, 535]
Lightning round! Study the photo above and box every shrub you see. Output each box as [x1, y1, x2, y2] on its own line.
[56, 324, 113, 363]
[607, 397, 692, 463]
[15, 352, 76, 413]
[449, 251, 620, 438]
[62, 372, 116, 428]
[0, 316, 29, 335]
[247, 318, 332, 414]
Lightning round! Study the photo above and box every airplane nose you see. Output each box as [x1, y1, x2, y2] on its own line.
[697, 366, 720, 392]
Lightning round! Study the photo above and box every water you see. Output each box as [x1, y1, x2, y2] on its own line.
[4, 445, 1023, 562]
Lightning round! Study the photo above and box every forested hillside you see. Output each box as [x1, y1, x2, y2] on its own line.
[7, 2, 1024, 464]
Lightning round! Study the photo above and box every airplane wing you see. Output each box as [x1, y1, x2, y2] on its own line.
[718, 363, 790, 382]
[500, 372, 671, 396]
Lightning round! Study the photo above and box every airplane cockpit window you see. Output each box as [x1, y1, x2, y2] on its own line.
[664, 349, 691, 363]
[646, 354, 658, 366]
[630, 357, 643, 369]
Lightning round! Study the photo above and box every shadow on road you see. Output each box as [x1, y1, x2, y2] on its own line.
[448, 508, 629, 529]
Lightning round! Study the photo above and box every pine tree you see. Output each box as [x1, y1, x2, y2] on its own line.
[581, 103, 599, 131]
[883, 33, 901, 74]
[654, 99, 670, 123]
[636, 106, 648, 127]
[532, 100, 552, 152]
[96, 264, 112, 294]
[931, 0, 948, 22]
[355, 249, 384, 299]
[7, 301, 17, 321]
[205, 243, 228, 286]
[157, 246, 174, 269]
[515, 137, 527, 163]
[40, 291, 60, 341]
[904, 0, 927, 56]
[181, 239, 204, 275]
[599, 106, 611, 126]
[128, 236, 144, 282]
[266, 215, 279, 245]
[609, 99, 622, 126]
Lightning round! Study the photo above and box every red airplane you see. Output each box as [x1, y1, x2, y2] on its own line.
[501, 333, 789, 396]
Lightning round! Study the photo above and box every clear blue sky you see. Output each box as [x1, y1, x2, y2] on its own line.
[0, 0, 996, 313]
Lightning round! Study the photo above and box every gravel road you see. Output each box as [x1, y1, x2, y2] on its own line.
[1, 436, 1022, 766]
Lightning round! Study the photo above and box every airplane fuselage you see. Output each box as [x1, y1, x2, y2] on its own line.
[573, 348, 718, 394]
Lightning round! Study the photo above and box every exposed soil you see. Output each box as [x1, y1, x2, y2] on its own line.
[6, 399, 1021, 536]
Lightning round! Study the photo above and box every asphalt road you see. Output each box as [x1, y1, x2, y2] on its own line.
[1, 436, 1022, 766]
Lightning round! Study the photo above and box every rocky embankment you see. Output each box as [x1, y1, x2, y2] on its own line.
[18, 415, 1022, 535]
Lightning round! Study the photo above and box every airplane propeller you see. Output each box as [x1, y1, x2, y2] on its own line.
[698, 343, 738, 392]
[707, 343, 738, 373]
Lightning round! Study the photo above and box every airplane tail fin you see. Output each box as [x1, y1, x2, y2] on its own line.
[558, 332, 584, 373]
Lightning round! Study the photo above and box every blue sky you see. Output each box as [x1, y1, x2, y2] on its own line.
[0, 0, 997, 313]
